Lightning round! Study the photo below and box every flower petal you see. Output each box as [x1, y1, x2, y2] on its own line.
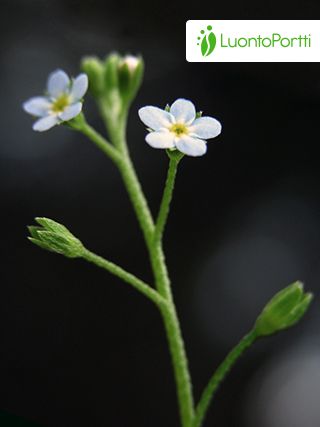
[139, 106, 173, 131]
[189, 117, 222, 139]
[170, 99, 196, 124]
[59, 102, 82, 121]
[145, 131, 175, 149]
[175, 135, 207, 157]
[70, 74, 88, 101]
[33, 115, 59, 132]
[47, 69, 70, 98]
[23, 97, 51, 117]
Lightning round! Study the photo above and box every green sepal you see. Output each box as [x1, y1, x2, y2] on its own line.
[28, 237, 56, 253]
[27, 217, 85, 258]
[254, 281, 313, 337]
[27, 226, 42, 239]
[118, 56, 144, 105]
[166, 149, 185, 162]
[66, 112, 86, 131]
[35, 217, 71, 235]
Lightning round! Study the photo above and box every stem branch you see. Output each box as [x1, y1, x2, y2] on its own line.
[80, 120, 121, 165]
[83, 249, 166, 308]
[152, 242, 195, 427]
[193, 330, 258, 427]
[78, 113, 194, 427]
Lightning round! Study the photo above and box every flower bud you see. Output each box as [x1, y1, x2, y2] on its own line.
[28, 217, 84, 258]
[121, 55, 140, 72]
[254, 281, 313, 337]
[104, 53, 120, 92]
[104, 53, 144, 109]
[81, 56, 105, 98]
[118, 55, 144, 104]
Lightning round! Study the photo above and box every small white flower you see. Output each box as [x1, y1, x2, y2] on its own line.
[138, 98, 222, 157]
[23, 69, 88, 132]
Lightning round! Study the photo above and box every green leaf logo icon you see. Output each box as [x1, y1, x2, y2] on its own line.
[198, 25, 217, 57]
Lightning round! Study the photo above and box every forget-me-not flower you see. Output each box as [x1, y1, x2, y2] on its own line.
[139, 98, 222, 157]
[23, 69, 88, 132]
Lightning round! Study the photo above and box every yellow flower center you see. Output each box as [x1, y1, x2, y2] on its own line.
[170, 123, 188, 136]
[51, 94, 70, 113]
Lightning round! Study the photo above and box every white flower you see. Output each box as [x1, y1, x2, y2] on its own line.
[138, 98, 222, 157]
[23, 69, 88, 132]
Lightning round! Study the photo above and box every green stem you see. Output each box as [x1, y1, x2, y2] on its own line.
[154, 156, 180, 244]
[118, 153, 194, 427]
[82, 248, 166, 308]
[78, 114, 194, 427]
[98, 99, 127, 150]
[115, 146, 195, 427]
[117, 154, 155, 247]
[193, 330, 258, 427]
[151, 243, 195, 427]
[77, 118, 155, 248]
[79, 120, 121, 165]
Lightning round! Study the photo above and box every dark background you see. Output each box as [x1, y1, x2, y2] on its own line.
[1, 1, 320, 426]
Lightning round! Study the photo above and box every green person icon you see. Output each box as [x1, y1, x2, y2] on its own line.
[198, 25, 217, 57]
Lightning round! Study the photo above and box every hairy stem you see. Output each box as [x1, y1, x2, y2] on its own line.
[151, 242, 195, 427]
[78, 115, 195, 427]
[78, 119, 155, 247]
[193, 330, 258, 427]
[98, 99, 127, 150]
[154, 156, 180, 244]
[117, 154, 155, 247]
[80, 120, 121, 165]
[83, 249, 166, 308]
[117, 150, 194, 427]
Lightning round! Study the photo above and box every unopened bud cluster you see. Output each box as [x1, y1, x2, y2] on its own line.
[81, 53, 143, 110]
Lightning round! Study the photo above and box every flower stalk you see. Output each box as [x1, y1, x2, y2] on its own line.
[193, 330, 258, 427]
[154, 151, 184, 244]
[82, 249, 166, 308]
[74, 103, 195, 427]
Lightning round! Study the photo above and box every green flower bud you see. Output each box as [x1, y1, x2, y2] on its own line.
[81, 52, 144, 110]
[104, 53, 120, 93]
[81, 56, 105, 98]
[103, 53, 144, 110]
[28, 217, 84, 258]
[254, 281, 313, 337]
[118, 55, 144, 104]
[102, 53, 122, 120]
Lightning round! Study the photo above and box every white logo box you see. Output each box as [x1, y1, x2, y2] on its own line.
[186, 20, 320, 62]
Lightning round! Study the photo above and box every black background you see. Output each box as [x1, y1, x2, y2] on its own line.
[1, 1, 320, 426]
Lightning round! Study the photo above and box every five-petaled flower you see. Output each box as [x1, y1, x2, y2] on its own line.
[138, 98, 222, 157]
[23, 69, 88, 132]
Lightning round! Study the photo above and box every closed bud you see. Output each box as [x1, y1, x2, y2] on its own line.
[28, 217, 84, 258]
[254, 281, 313, 337]
[104, 53, 120, 94]
[81, 56, 105, 98]
[103, 53, 144, 111]
[118, 55, 144, 104]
